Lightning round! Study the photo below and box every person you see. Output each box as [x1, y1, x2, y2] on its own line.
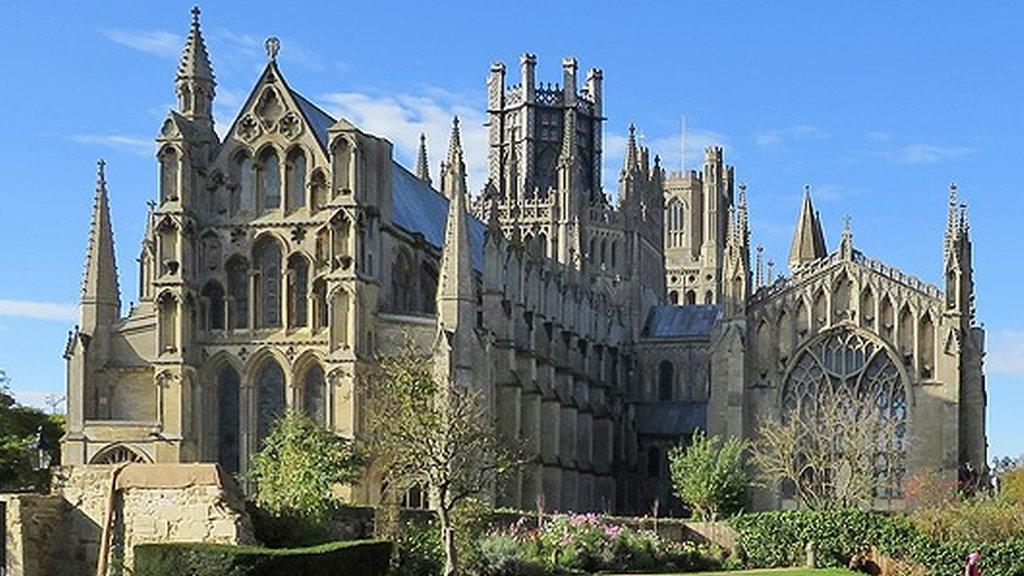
[965, 549, 981, 576]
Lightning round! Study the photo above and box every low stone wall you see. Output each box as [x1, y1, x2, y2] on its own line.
[0, 493, 62, 576]
[2, 463, 255, 576]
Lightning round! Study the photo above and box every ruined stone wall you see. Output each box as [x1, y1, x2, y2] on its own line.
[0, 494, 62, 576]
[3, 464, 255, 576]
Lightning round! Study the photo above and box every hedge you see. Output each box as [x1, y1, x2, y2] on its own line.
[729, 510, 1024, 576]
[133, 539, 392, 576]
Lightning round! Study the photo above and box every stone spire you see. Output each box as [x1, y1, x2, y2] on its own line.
[945, 181, 962, 255]
[623, 123, 639, 175]
[175, 6, 216, 125]
[80, 160, 121, 332]
[415, 133, 431, 185]
[437, 117, 475, 336]
[789, 186, 827, 270]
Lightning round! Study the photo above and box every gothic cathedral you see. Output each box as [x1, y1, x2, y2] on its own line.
[62, 9, 986, 514]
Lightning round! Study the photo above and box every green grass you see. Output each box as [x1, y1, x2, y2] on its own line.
[618, 565, 860, 569]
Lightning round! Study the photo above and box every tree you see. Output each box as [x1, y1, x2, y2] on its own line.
[668, 430, 748, 520]
[0, 369, 63, 491]
[364, 342, 523, 576]
[750, 387, 906, 510]
[248, 410, 362, 523]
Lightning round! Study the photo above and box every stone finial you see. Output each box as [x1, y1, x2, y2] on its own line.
[265, 37, 280, 61]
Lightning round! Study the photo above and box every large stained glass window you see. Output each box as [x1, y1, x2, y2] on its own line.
[781, 328, 907, 498]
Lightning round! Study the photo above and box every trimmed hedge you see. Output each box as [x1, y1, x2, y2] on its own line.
[133, 539, 392, 576]
[730, 510, 1024, 576]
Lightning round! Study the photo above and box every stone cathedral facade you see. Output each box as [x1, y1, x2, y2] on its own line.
[62, 9, 986, 514]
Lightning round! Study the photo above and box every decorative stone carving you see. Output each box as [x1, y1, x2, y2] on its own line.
[237, 114, 261, 142]
[255, 88, 284, 129]
[279, 111, 303, 140]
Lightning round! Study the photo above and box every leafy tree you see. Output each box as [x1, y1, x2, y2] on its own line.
[248, 410, 362, 523]
[0, 369, 63, 491]
[668, 430, 748, 520]
[364, 342, 524, 576]
[750, 388, 905, 510]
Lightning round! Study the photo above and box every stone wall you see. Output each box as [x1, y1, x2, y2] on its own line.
[0, 494, 62, 576]
[2, 463, 255, 576]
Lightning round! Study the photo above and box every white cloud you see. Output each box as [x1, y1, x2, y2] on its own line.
[868, 131, 892, 141]
[988, 330, 1024, 376]
[754, 125, 825, 147]
[320, 91, 489, 193]
[0, 300, 77, 322]
[102, 29, 181, 58]
[67, 134, 153, 156]
[887, 144, 973, 165]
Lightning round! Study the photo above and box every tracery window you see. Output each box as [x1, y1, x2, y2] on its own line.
[216, 366, 241, 474]
[781, 328, 907, 498]
[256, 359, 286, 447]
[665, 199, 684, 248]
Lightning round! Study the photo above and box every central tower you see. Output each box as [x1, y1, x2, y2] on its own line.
[483, 54, 605, 267]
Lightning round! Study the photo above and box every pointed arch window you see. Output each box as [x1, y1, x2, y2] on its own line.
[302, 363, 326, 424]
[201, 281, 225, 330]
[420, 263, 438, 314]
[285, 148, 307, 212]
[255, 238, 283, 329]
[255, 359, 286, 446]
[666, 199, 684, 248]
[781, 328, 908, 498]
[391, 249, 415, 312]
[160, 147, 179, 203]
[288, 254, 310, 328]
[158, 293, 177, 353]
[657, 360, 674, 401]
[216, 365, 241, 474]
[258, 149, 281, 213]
[226, 257, 250, 330]
[231, 152, 254, 215]
[312, 278, 328, 332]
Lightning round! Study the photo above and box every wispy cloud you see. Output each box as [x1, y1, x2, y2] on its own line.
[886, 144, 973, 165]
[754, 125, 826, 147]
[321, 90, 489, 192]
[867, 131, 892, 142]
[0, 300, 77, 322]
[67, 134, 153, 156]
[102, 29, 181, 58]
[988, 330, 1024, 377]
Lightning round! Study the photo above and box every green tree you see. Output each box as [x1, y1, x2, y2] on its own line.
[668, 430, 748, 520]
[0, 369, 63, 491]
[364, 342, 524, 576]
[248, 410, 362, 523]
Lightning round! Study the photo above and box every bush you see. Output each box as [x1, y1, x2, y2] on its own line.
[729, 509, 1024, 576]
[393, 518, 444, 576]
[133, 540, 392, 576]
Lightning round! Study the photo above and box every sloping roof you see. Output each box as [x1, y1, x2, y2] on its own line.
[391, 163, 486, 272]
[289, 88, 335, 152]
[285, 87, 486, 272]
[634, 402, 707, 437]
[643, 305, 722, 339]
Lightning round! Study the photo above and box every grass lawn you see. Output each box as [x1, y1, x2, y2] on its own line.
[610, 565, 860, 569]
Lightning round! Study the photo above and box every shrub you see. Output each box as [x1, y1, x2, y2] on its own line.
[393, 518, 444, 576]
[668, 431, 749, 520]
[248, 411, 362, 524]
[133, 540, 391, 576]
[729, 509, 1024, 576]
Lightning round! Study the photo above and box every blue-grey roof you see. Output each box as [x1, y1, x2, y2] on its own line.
[285, 88, 485, 271]
[289, 89, 334, 152]
[634, 402, 707, 437]
[391, 163, 486, 272]
[643, 305, 722, 339]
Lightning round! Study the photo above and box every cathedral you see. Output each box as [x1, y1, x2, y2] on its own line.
[61, 8, 986, 514]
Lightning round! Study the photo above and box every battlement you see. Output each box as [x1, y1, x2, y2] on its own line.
[489, 53, 603, 112]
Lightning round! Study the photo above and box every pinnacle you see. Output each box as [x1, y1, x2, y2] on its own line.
[177, 5, 215, 84]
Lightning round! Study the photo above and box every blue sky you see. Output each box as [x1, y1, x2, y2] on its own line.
[1, 2, 1022, 457]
